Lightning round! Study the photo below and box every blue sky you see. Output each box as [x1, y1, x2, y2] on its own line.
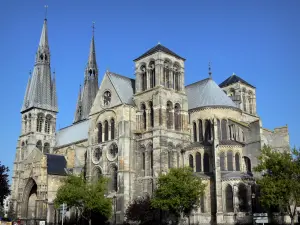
[1, 0, 300, 180]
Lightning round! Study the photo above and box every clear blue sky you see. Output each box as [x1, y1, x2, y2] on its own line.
[1, 0, 299, 179]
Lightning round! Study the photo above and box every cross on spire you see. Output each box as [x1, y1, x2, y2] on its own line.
[208, 61, 212, 78]
[92, 21, 95, 36]
[44, 5, 48, 20]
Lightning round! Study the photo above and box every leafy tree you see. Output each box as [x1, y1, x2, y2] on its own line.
[125, 195, 173, 225]
[54, 174, 112, 225]
[0, 161, 10, 207]
[0, 205, 4, 217]
[151, 167, 206, 224]
[254, 145, 300, 225]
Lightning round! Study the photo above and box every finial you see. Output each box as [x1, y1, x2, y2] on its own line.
[92, 21, 95, 36]
[208, 61, 212, 78]
[44, 5, 48, 20]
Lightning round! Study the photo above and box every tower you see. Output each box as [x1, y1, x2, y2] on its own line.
[11, 18, 58, 219]
[133, 43, 190, 195]
[74, 23, 99, 123]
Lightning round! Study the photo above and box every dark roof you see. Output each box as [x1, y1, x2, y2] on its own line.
[47, 154, 67, 176]
[134, 44, 185, 61]
[221, 171, 254, 180]
[219, 140, 244, 146]
[219, 74, 255, 88]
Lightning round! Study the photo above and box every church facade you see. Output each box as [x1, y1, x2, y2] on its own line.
[11, 18, 290, 224]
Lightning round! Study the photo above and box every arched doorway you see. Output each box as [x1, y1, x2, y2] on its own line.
[22, 178, 38, 219]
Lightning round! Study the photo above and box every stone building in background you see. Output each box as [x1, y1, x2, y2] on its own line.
[11, 17, 289, 225]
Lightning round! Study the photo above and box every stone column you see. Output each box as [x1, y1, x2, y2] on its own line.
[145, 109, 149, 130]
[146, 69, 150, 89]
[170, 68, 174, 89]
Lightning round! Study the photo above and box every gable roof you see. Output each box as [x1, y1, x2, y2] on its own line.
[133, 44, 185, 61]
[47, 154, 67, 176]
[219, 74, 255, 88]
[185, 78, 237, 110]
[107, 72, 135, 106]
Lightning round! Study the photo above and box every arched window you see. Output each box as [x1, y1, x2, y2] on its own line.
[36, 141, 42, 151]
[149, 61, 155, 88]
[142, 152, 145, 171]
[36, 113, 44, 132]
[217, 119, 221, 139]
[110, 165, 118, 192]
[174, 65, 180, 91]
[21, 142, 25, 160]
[189, 154, 194, 170]
[104, 120, 109, 141]
[45, 115, 52, 134]
[98, 123, 102, 143]
[168, 151, 172, 169]
[44, 143, 50, 154]
[204, 120, 212, 141]
[166, 101, 173, 129]
[148, 144, 153, 176]
[149, 102, 154, 128]
[220, 152, 225, 171]
[141, 65, 147, 91]
[227, 151, 233, 171]
[193, 122, 197, 142]
[164, 61, 170, 88]
[225, 185, 234, 212]
[28, 114, 31, 131]
[244, 156, 251, 173]
[235, 153, 240, 171]
[111, 119, 115, 140]
[243, 94, 246, 111]
[141, 104, 146, 130]
[204, 153, 209, 173]
[174, 103, 181, 131]
[198, 120, 203, 142]
[248, 93, 253, 114]
[238, 183, 248, 212]
[196, 152, 201, 172]
[221, 120, 227, 140]
[24, 115, 27, 133]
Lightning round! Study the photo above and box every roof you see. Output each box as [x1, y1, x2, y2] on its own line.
[133, 43, 185, 61]
[55, 120, 89, 147]
[219, 74, 255, 88]
[221, 171, 253, 180]
[47, 154, 67, 176]
[107, 72, 135, 105]
[185, 78, 237, 110]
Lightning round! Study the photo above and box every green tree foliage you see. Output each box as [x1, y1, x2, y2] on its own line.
[0, 161, 10, 207]
[151, 167, 206, 224]
[125, 195, 172, 225]
[254, 145, 300, 225]
[0, 205, 4, 217]
[54, 174, 112, 225]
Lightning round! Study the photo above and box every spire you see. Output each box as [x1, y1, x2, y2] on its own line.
[74, 85, 83, 123]
[39, 19, 49, 50]
[208, 61, 212, 79]
[87, 22, 97, 70]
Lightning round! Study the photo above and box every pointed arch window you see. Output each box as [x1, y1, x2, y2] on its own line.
[21, 142, 25, 160]
[196, 152, 201, 172]
[149, 102, 154, 128]
[204, 153, 210, 173]
[28, 114, 32, 131]
[111, 119, 115, 140]
[174, 103, 181, 131]
[149, 61, 155, 88]
[235, 153, 240, 171]
[174, 65, 180, 91]
[24, 115, 27, 133]
[225, 185, 234, 212]
[227, 151, 233, 171]
[104, 120, 109, 141]
[204, 120, 212, 141]
[36, 113, 44, 132]
[198, 120, 203, 142]
[36, 141, 42, 151]
[166, 101, 173, 129]
[243, 94, 246, 111]
[110, 165, 118, 192]
[220, 152, 225, 171]
[189, 154, 194, 170]
[238, 183, 248, 212]
[98, 123, 102, 143]
[193, 122, 197, 142]
[44, 143, 50, 154]
[141, 65, 147, 91]
[45, 115, 52, 134]
[244, 156, 251, 173]
[141, 104, 146, 130]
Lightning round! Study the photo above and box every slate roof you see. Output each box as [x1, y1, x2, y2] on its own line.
[185, 78, 237, 110]
[221, 171, 253, 180]
[55, 120, 89, 147]
[47, 154, 67, 176]
[107, 72, 135, 105]
[219, 74, 255, 88]
[134, 44, 185, 61]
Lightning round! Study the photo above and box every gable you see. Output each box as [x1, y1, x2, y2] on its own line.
[24, 147, 43, 164]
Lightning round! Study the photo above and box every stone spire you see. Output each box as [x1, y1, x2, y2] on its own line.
[21, 19, 58, 113]
[74, 23, 99, 123]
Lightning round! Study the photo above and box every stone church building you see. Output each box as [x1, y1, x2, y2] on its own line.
[11, 18, 290, 224]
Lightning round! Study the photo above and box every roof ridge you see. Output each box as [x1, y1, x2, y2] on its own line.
[185, 78, 210, 88]
[108, 71, 135, 81]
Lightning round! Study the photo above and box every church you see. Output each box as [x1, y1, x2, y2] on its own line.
[11, 18, 290, 225]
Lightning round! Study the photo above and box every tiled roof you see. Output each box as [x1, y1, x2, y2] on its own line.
[55, 120, 89, 147]
[47, 154, 67, 176]
[219, 74, 255, 88]
[134, 44, 185, 61]
[107, 72, 135, 105]
[185, 78, 237, 110]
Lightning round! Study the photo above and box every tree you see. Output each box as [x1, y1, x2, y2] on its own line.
[125, 195, 172, 225]
[54, 174, 112, 225]
[254, 145, 300, 225]
[151, 167, 206, 224]
[0, 161, 10, 207]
